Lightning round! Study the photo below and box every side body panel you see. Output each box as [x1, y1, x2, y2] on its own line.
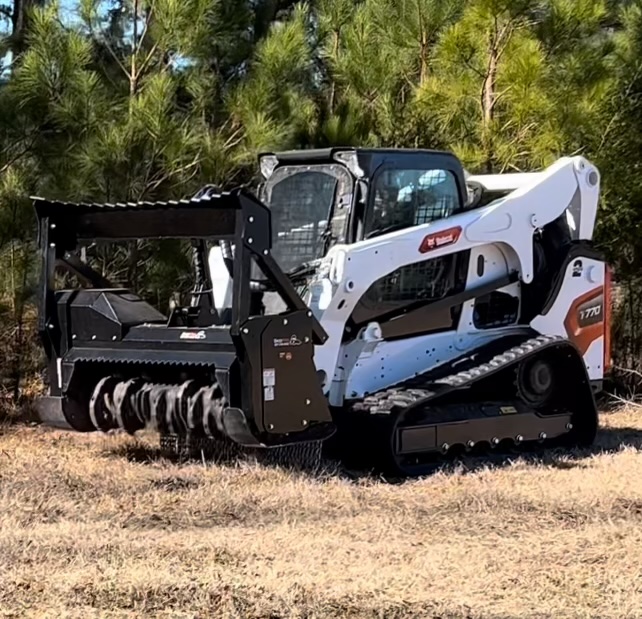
[338, 242, 526, 399]
[305, 156, 604, 406]
[531, 255, 607, 381]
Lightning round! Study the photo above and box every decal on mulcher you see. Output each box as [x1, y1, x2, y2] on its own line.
[263, 369, 275, 402]
[419, 226, 462, 254]
[263, 369, 276, 387]
[273, 335, 303, 347]
[180, 330, 206, 340]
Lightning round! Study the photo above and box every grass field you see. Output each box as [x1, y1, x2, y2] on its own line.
[2, 406, 642, 618]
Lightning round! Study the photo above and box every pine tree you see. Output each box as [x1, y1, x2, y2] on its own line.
[414, 0, 611, 173]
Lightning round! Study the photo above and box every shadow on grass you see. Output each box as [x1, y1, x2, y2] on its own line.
[88, 398, 642, 483]
[368, 424, 642, 482]
[96, 423, 642, 487]
[104, 435, 345, 478]
[108, 440, 166, 464]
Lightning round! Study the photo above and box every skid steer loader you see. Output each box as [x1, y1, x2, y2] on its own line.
[32, 148, 610, 475]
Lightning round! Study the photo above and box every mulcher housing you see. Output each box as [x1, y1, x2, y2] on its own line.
[34, 189, 334, 447]
[32, 148, 610, 475]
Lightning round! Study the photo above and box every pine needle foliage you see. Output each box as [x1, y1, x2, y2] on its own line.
[0, 0, 641, 397]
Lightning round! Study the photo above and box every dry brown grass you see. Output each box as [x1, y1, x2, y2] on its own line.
[2, 407, 642, 618]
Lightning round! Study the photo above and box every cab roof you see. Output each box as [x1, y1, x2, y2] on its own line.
[259, 147, 467, 193]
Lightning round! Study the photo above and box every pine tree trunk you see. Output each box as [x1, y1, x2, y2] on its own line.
[480, 19, 503, 174]
[419, 10, 428, 86]
[11, 244, 30, 402]
[11, 0, 44, 54]
[329, 30, 340, 112]
[130, 0, 140, 100]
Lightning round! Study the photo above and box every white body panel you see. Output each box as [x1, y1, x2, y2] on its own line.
[530, 257, 606, 380]
[339, 242, 525, 401]
[207, 154, 606, 406]
[306, 156, 602, 403]
[466, 171, 543, 192]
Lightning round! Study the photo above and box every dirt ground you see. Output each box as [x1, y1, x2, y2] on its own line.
[2, 406, 642, 618]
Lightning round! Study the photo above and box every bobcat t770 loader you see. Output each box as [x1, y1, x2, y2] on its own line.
[32, 148, 610, 475]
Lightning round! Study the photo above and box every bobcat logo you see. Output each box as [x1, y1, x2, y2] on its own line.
[419, 226, 462, 254]
[572, 260, 583, 277]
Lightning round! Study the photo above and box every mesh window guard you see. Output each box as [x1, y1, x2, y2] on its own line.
[368, 168, 460, 236]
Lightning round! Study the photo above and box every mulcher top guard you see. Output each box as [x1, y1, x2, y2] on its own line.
[33, 148, 611, 475]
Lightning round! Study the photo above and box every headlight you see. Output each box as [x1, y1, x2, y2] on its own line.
[259, 155, 279, 179]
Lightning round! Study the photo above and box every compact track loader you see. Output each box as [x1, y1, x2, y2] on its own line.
[32, 148, 611, 475]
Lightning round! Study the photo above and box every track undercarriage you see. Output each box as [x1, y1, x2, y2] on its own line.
[141, 334, 597, 476]
[338, 334, 597, 475]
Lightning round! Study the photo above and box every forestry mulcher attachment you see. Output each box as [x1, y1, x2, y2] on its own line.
[32, 148, 610, 475]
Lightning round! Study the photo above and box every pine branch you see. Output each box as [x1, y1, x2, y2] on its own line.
[222, 126, 245, 150]
[137, 41, 159, 76]
[597, 60, 642, 155]
[0, 137, 37, 175]
[88, 22, 131, 80]
[135, 0, 155, 57]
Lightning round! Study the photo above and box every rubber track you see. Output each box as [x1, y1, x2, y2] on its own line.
[354, 334, 567, 416]
[344, 333, 596, 476]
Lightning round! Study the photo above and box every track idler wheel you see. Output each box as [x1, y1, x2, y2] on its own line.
[516, 355, 556, 408]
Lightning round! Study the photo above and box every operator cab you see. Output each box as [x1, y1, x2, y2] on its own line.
[257, 147, 469, 273]
[206, 148, 471, 323]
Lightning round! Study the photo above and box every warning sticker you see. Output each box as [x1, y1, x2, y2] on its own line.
[264, 386, 275, 401]
[263, 369, 275, 387]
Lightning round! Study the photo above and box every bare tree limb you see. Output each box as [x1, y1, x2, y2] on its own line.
[612, 365, 642, 381]
[87, 20, 131, 79]
[606, 391, 642, 409]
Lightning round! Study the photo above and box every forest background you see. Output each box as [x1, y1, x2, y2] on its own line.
[1, 0, 641, 415]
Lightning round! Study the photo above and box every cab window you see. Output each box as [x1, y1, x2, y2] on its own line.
[366, 168, 460, 238]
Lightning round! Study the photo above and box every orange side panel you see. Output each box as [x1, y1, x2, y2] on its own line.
[604, 265, 613, 371]
[563, 286, 605, 356]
